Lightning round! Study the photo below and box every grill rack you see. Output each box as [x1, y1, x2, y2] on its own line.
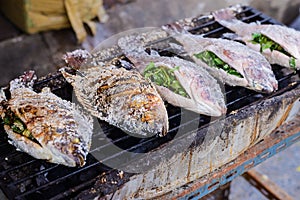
[0, 5, 299, 200]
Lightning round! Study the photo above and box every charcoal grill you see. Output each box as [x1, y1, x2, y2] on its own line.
[0, 5, 300, 200]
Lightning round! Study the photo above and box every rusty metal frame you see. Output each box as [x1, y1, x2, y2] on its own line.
[243, 169, 294, 200]
[162, 114, 300, 200]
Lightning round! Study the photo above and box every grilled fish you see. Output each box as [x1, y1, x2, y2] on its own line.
[0, 71, 93, 167]
[60, 64, 169, 137]
[117, 32, 227, 116]
[122, 52, 227, 117]
[162, 25, 278, 93]
[212, 7, 300, 70]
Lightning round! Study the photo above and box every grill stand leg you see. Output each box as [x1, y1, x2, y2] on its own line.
[242, 169, 294, 200]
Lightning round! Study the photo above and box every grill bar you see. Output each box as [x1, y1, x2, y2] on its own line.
[0, 5, 299, 200]
[14, 163, 101, 200]
[8, 165, 59, 186]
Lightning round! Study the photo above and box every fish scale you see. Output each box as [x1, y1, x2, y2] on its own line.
[161, 25, 278, 93]
[212, 7, 300, 70]
[0, 72, 94, 167]
[61, 63, 169, 137]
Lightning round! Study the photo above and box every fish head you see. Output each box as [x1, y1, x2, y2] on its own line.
[129, 92, 169, 137]
[189, 78, 226, 117]
[251, 80, 278, 94]
[147, 96, 169, 137]
[242, 62, 278, 93]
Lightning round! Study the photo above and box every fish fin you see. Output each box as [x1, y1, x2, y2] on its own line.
[221, 33, 244, 43]
[161, 23, 191, 35]
[63, 49, 91, 70]
[254, 20, 261, 25]
[59, 68, 76, 84]
[9, 71, 37, 93]
[0, 87, 7, 102]
[41, 87, 51, 93]
[167, 42, 189, 56]
[149, 49, 160, 57]
[0, 88, 7, 115]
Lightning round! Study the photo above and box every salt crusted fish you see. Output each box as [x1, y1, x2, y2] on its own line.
[162, 25, 278, 93]
[133, 54, 227, 117]
[123, 53, 227, 117]
[0, 71, 93, 167]
[60, 64, 168, 137]
[212, 7, 300, 70]
[117, 33, 227, 116]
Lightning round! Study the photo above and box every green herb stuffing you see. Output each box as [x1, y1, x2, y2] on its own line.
[289, 57, 296, 70]
[3, 110, 36, 141]
[144, 62, 190, 98]
[194, 51, 244, 78]
[251, 33, 297, 69]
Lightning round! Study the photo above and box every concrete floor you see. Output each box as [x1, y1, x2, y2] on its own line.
[0, 0, 299, 199]
[230, 141, 300, 200]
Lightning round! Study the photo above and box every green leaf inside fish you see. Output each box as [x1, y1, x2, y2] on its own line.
[251, 33, 297, 70]
[289, 57, 296, 70]
[251, 33, 289, 54]
[144, 62, 190, 98]
[194, 51, 244, 78]
[12, 119, 25, 134]
[3, 110, 38, 142]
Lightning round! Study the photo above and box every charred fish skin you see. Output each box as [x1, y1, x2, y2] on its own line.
[162, 25, 278, 93]
[212, 7, 300, 70]
[0, 71, 93, 167]
[60, 65, 169, 137]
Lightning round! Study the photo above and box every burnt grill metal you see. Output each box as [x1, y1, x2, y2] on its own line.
[0, 6, 299, 200]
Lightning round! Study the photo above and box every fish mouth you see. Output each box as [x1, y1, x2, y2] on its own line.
[75, 153, 86, 167]
[253, 81, 277, 93]
[158, 120, 169, 137]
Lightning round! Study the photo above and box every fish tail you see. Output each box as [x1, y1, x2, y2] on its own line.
[213, 8, 237, 22]
[161, 22, 196, 51]
[162, 23, 187, 35]
[212, 8, 243, 30]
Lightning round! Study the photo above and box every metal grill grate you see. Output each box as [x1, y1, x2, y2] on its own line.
[0, 6, 299, 200]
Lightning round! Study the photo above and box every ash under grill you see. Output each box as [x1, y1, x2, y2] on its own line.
[0, 6, 299, 200]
